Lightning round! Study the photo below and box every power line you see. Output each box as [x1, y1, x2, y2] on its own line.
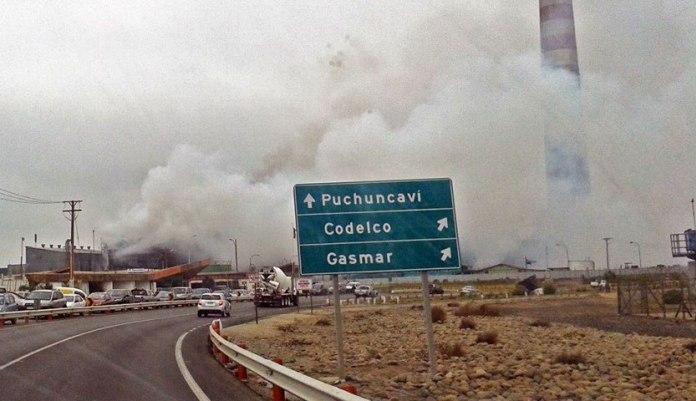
[0, 186, 62, 204]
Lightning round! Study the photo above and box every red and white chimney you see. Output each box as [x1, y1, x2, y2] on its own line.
[539, 0, 580, 75]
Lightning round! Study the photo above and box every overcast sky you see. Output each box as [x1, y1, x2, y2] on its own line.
[1, 1, 694, 270]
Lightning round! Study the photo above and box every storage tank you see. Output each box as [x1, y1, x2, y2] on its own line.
[569, 259, 595, 271]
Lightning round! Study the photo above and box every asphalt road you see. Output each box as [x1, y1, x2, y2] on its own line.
[0, 297, 334, 401]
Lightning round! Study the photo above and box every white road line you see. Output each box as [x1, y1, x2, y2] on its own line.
[0, 313, 190, 370]
[175, 325, 211, 401]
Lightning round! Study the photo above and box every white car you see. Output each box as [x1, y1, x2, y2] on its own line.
[65, 294, 87, 308]
[197, 293, 231, 317]
[230, 289, 254, 302]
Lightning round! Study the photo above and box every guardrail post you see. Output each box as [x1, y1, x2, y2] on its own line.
[237, 344, 249, 382]
[341, 384, 358, 395]
[272, 358, 286, 401]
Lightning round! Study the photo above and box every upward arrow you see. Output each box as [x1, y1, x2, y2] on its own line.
[437, 217, 448, 232]
[440, 247, 452, 262]
[303, 193, 316, 209]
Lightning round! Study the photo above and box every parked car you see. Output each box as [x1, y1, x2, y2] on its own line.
[103, 289, 135, 304]
[354, 285, 378, 298]
[171, 287, 193, 300]
[10, 291, 30, 310]
[154, 290, 173, 301]
[197, 293, 231, 317]
[230, 289, 254, 302]
[191, 288, 211, 299]
[0, 293, 20, 324]
[25, 289, 68, 309]
[131, 288, 157, 302]
[87, 292, 108, 306]
[429, 284, 445, 295]
[65, 294, 87, 308]
[55, 286, 88, 300]
[458, 286, 479, 297]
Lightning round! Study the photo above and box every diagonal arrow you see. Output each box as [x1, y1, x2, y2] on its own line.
[303, 193, 315, 209]
[440, 247, 452, 262]
[437, 217, 448, 232]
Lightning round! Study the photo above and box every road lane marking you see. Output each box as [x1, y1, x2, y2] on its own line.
[0, 313, 191, 370]
[175, 325, 211, 401]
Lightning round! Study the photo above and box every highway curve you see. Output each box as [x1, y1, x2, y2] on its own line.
[0, 300, 326, 401]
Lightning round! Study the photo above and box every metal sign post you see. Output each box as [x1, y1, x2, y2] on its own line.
[420, 271, 437, 377]
[332, 274, 345, 378]
[292, 178, 461, 380]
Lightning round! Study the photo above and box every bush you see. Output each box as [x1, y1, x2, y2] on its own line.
[685, 341, 696, 353]
[555, 351, 586, 365]
[459, 318, 476, 330]
[542, 283, 557, 295]
[315, 317, 332, 326]
[475, 331, 499, 344]
[431, 305, 447, 324]
[663, 289, 683, 305]
[276, 322, 298, 332]
[447, 302, 460, 308]
[439, 342, 465, 357]
[530, 319, 551, 327]
[511, 285, 527, 296]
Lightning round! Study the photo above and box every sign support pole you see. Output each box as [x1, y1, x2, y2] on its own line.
[420, 270, 437, 378]
[332, 274, 345, 378]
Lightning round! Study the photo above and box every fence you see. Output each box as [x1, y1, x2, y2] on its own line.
[617, 272, 695, 320]
[0, 299, 197, 324]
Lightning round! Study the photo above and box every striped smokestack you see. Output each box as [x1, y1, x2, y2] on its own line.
[539, 0, 580, 75]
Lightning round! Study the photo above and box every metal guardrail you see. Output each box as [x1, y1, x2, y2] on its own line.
[209, 320, 368, 401]
[0, 299, 197, 321]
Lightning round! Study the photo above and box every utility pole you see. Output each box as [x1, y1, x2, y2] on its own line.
[602, 238, 612, 270]
[691, 198, 695, 229]
[229, 238, 238, 273]
[63, 200, 82, 287]
[20, 237, 25, 277]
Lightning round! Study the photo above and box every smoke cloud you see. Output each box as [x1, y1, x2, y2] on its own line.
[2, 1, 694, 270]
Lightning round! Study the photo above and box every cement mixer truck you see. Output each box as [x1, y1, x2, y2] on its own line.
[253, 266, 299, 307]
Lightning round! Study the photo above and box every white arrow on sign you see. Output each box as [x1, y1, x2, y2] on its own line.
[437, 217, 448, 232]
[440, 247, 452, 262]
[303, 193, 316, 209]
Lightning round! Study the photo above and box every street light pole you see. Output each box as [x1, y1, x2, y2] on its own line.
[691, 198, 695, 229]
[188, 234, 198, 264]
[555, 242, 570, 268]
[228, 238, 238, 273]
[629, 241, 642, 269]
[602, 237, 612, 270]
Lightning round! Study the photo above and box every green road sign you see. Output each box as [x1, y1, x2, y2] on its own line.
[293, 178, 461, 275]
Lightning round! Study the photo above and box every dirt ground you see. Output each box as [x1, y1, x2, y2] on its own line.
[496, 295, 696, 339]
[223, 295, 696, 401]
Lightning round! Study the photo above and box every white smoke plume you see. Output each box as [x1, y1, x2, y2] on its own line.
[103, 1, 696, 269]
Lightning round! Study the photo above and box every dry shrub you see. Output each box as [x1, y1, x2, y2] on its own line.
[288, 337, 313, 346]
[276, 322, 298, 332]
[555, 351, 587, 365]
[410, 304, 424, 311]
[315, 316, 332, 326]
[530, 319, 551, 328]
[431, 305, 447, 323]
[475, 331, 499, 344]
[454, 304, 500, 317]
[439, 342, 465, 358]
[459, 318, 476, 330]
[685, 341, 696, 353]
[447, 302, 460, 308]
